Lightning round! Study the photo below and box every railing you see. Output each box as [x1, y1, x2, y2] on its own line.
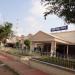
[31, 51, 75, 70]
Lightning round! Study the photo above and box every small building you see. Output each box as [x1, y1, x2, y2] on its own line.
[30, 30, 75, 58]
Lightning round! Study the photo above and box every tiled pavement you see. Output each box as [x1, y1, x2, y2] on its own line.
[0, 52, 49, 75]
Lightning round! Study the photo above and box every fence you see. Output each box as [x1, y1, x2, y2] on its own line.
[31, 51, 75, 70]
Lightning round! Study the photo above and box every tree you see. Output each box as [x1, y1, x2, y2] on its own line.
[41, 0, 75, 24]
[0, 22, 13, 42]
[24, 39, 31, 49]
[16, 41, 20, 48]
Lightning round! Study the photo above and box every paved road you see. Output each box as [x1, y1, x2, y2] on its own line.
[0, 52, 49, 75]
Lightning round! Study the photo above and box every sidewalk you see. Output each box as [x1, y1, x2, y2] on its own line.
[0, 52, 49, 75]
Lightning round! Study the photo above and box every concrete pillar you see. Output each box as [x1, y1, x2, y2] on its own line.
[51, 41, 56, 57]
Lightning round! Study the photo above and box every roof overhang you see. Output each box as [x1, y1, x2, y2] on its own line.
[30, 31, 73, 45]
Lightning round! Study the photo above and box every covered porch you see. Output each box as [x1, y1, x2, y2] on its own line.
[30, 31, 71, 57]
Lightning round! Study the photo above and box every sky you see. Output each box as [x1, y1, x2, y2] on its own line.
[0, 0, 75, 36]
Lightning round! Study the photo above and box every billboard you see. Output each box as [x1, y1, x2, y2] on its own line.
[51, 25, 68, 32]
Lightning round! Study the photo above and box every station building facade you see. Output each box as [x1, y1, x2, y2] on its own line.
[30, 30, 75, 58]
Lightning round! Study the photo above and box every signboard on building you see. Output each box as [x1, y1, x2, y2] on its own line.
[51, 25, 68, 32]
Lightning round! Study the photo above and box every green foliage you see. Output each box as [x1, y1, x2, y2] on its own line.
[0, 22, 13, 41]
[38, 56, 75, 68]
[41, 0, 75, 24]
[16, 42, 19, 48]
[24, 39, 31, 49]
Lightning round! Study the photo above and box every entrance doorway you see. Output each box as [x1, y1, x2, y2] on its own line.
[56, 44, 67, 58]
[42, 43, 51, 52]
[68, 45, 75, 58]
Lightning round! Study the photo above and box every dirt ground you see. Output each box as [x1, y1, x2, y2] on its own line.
[0, 65, 17, 75]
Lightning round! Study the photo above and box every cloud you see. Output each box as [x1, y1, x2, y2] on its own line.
[13, 26, 25, 36]
[0, 13, 4, 24]
[26, 16, 42, 29]
[25, 0, 45, 34]
[30, 0, 45, 16]
[26, 0, 44, 29]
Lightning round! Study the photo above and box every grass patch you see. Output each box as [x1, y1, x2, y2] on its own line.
[0, 47, 30, 57]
